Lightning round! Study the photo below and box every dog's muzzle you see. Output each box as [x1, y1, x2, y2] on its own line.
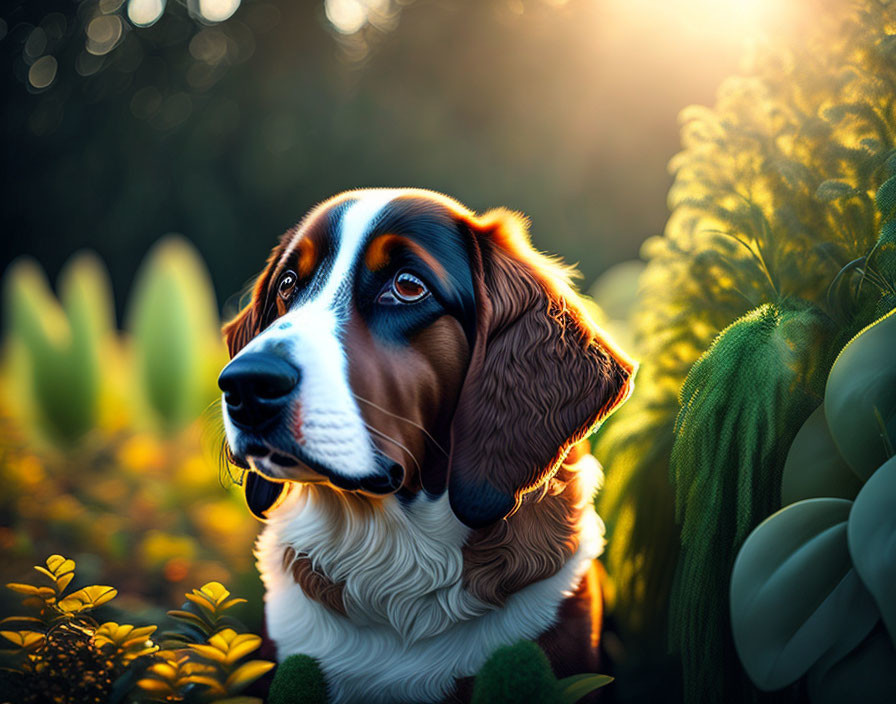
[218, 351, 404, 494]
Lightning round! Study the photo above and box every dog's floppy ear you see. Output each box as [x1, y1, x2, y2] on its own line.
[221, 264, 285, 518]
[447, 209, 635, 529]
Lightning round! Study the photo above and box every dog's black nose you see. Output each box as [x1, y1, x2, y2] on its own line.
[218, 352, 300, 430]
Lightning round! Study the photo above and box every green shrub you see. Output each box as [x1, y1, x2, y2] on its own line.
[3, 253, 114, 444]
[269, 655, 328, 704]
[592, 1, 896, 701]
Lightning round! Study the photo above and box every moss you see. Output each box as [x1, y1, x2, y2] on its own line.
[471, 640, 561, 704]
[269, 654, 329, 704]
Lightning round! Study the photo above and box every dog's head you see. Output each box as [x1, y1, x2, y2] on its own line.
[219, 188, 635, 528]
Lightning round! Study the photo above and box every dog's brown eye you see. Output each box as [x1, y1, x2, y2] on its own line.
[379, 271, 429, 305]
[278, 270, 297, 301]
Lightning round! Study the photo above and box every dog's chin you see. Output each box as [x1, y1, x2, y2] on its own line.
[228, 433, 405, 495]
[246, 453, 327, 484]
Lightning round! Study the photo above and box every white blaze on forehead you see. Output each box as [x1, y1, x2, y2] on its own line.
[226, 189, 402, 479]
[316, 188, 402, 308]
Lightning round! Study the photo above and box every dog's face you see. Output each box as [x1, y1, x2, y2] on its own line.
[219, 188, 635, 528]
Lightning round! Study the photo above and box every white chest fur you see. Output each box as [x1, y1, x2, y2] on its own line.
[255, 487, 603, 703]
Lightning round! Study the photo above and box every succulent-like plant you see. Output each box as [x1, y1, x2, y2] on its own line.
[730, 307, 896, 704]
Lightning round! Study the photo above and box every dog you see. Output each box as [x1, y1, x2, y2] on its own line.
[217, 188, 635, 703]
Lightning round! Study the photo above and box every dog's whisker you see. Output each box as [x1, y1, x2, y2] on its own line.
[362, 421, 422, 473]
[198, 400, 236, 488]
[352, 393, 449, 457]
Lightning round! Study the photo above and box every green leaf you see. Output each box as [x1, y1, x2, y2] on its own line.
[558, 673, 614, 703]
[825, 307, 896, 480]
[807, 626, 896, 704]
[730, 498, 879, 690]
[780, 406, 863, 504]
[847, 456, 896, 643]
[2, 255, 111, 444]
[167, 609, 214, 634]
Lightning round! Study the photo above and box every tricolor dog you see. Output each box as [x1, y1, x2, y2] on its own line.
[218, 188, 635, 703]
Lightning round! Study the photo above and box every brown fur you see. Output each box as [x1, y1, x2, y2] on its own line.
[343, 312, 469, 495]
[446, 208, 634, 529]
[460, 445, 590, 606]
[282, 546, 347, 616]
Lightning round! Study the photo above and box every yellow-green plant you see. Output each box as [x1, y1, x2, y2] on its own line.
[127, 236, 226, 433]
[3, 253, 115, 444]
[593, 1, 896, 701]
[0, 554, 157, 704]
[137, 581, 274, 703]
[0, 557, 272, 704]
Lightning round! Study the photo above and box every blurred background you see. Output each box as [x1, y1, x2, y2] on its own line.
[1, 0, 816, 306]
[8, 1, 896, 703]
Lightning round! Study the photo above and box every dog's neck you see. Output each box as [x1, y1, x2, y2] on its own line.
[258, 451, 603, 644]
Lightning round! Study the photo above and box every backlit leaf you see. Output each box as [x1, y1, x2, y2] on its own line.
[57, 585, 117, 613]
[224, 660, 276, 691]
[0, 630, 46, 649]
[558, 673, 615, 704]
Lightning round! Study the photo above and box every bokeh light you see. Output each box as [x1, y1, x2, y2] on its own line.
[127, 0, 166, 28]
[86, 14, 123, 56]
[196, 0, 242, 23]
[26, 55, 56, 90]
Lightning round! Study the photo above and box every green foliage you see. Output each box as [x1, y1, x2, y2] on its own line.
[127, 236, 224, 432]
[471, 640, 612, 704]
[730, 498, 872, 690]
[3, 253, 114, 444]
[824, 307, 896, 479]
[594, 0, 896, 699]
[471, 640, 561, 704]
[268, 655, 328, 704]
[669, 302, 834, 702]
[730, 308, 896, 703]
[779, 406, 862, 504]
[846, 458, 896, 655]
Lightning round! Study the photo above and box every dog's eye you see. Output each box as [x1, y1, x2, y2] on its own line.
[277, 270, 297, 301]
[379, 270, 430, 305]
